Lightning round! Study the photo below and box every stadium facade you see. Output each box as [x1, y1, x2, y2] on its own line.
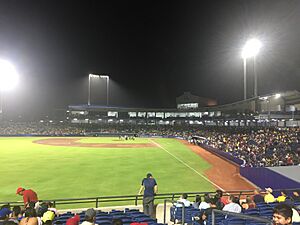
[67, 90, 300, 127]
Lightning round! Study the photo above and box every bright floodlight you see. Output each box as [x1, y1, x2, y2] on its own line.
[275, 93, 281, 99]
[242, 38, 262, 59]
[0, 59, 19, 91]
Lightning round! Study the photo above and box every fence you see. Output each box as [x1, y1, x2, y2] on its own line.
[0, 190, 255, 208]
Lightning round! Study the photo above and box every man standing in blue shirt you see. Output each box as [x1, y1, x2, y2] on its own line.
[138, 173, 158, 218]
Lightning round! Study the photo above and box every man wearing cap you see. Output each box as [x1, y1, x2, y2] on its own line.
[138, 173, 158, 218]
[16, 187, 38, 208]
[264, 187, 276, 203]
[0, 207, 12, 225]
[81, 208, 98, 225]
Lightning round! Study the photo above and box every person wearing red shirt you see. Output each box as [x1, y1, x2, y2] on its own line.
[16, 187, 38, 207]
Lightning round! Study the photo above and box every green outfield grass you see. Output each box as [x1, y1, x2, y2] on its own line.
[0, 137, 214, 207]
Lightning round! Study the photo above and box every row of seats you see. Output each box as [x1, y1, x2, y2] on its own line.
[53, 209, 163, 225]
[170, 201, 300, 225]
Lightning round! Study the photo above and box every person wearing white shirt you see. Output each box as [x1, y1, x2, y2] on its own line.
[199, 193, 211, 211]
[222, 196, 241, 213]
[176, 193, 191, 207]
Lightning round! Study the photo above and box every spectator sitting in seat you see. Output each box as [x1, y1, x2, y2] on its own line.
[19, 207, 38, 225]
[66, 215, 80, 225]
[9, 206, 22, 224]
[0, 207, 12, 225]
[277, 190, 288, 202]
[222, 195, 242, 213]
[241, 196, 256, 210]
[41, 211, 55, 225]
[252, 189, 264, 204]
[45, 203, 57, 216]
[193, 210, 208, 225]
[272, 204, 292, 225]
[199, 193, 211, 211]
[264, 187, 276, 203]
[215, 190, 229, 206]
[213, 190, 227, 209]
[81, 208, 98, 225]
[292, 190, 300, 202]
[283, 199, 300, 223]
[176, 193, 191, 207]
[192, 195, 201, 209]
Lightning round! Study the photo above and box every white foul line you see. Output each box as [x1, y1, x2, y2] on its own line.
[149, 139, 225, 192]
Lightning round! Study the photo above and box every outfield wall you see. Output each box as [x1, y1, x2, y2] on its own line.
[268, 166, 300, 183]
[240, 167, 300, 189]
[199, 144, 300, 189]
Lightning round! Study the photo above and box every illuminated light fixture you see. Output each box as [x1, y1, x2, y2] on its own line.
[49, 120, 53, 123]
[88, 73, 110, 106]
[242, 38, 262, 59]
[0, 59, 19, 91]
[89, 74, 100, 78]
[241, 38, 262, 100]
[259, 96, 268, 100]
[275, 93, 281, 99]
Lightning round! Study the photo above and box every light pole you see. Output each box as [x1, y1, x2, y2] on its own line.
[241, 38, 262, 99]
[0, 59, 19, 118]
[88, 74, 109, 106]
[243, 58, 247, 100]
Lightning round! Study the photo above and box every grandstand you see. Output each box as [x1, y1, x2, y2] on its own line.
[1, 91, 300, 225]
[67, 90, 300, 127]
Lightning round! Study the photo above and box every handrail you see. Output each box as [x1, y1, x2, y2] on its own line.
[0, 190, 257, 208]
[163, 199, 185, 225]
[1, 188, 297, 209]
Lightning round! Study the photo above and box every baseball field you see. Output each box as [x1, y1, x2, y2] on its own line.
[0, 137, 216, 206]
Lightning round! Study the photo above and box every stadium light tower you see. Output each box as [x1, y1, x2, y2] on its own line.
[0, 59, 19, 116]
[88, 74, 109, 106]
[241, 38, 262, 100]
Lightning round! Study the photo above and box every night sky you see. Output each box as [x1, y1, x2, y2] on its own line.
[1, 1, 300, 118]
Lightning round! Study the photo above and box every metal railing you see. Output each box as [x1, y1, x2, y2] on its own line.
[163, 199, 186, 225]
[212, 209, 272, 225]
[0, 190, 255, 208]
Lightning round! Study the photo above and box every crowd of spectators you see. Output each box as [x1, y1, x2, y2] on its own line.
[1, 122, 300, 167]
[173, 189, 300, 225]
[0, 122, 85, 136]
[192, 127, 300, 167]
